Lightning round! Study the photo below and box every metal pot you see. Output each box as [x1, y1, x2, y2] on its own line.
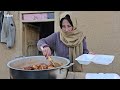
[7, 56, 74, 79]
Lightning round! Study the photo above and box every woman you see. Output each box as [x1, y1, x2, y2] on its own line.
[37, 12, 89, 72]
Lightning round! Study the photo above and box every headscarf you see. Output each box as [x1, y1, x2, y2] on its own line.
[59, 12, 85, 72]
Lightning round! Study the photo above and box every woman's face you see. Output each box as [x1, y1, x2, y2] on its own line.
[62, 19, 73, 32]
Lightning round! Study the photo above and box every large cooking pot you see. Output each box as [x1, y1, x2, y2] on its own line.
[7, 56, 74, 79]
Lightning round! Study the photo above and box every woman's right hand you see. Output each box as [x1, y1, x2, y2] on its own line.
[41, 47, 52, 59]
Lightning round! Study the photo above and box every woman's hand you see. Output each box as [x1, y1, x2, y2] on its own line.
[41, 46, 52, 58]
[89, 51, 95, 55]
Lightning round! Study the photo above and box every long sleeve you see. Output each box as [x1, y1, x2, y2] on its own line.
[83, 37, 89, 54]
[37, 32, 57, 51]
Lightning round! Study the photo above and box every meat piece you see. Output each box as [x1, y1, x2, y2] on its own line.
[32, 65, 39, 69]
[40, 63, 48, 69]
[23, 66, 34, 70]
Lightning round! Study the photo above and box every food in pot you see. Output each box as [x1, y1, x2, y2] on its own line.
[23, 63, 55, 70]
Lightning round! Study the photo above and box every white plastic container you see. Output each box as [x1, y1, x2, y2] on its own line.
[75, 54, 114, 65]
[85, 73, 120, 79]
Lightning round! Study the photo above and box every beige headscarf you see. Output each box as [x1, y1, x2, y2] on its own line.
[59, 12, 85, 72]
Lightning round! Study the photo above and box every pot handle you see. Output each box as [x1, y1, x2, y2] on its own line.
[61, 63, 74, 69]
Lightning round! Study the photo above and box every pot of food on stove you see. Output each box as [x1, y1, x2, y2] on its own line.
[7, 56, 74, 79]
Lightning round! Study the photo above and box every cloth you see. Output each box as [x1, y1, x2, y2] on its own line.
[1, 11, 16, 48]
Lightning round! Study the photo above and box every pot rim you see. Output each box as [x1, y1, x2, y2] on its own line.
[7, 56, 70, 71]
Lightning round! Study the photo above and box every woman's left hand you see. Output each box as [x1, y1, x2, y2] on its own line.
[89, 51, 95, 55]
